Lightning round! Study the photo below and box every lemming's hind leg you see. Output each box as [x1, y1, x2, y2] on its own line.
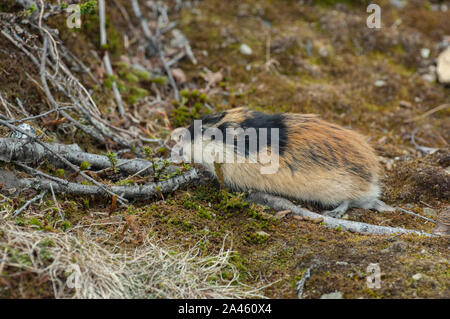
[323, 200, 350, 218]
[371, 199, 395, 212]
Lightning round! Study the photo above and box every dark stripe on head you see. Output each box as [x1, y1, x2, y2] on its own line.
[187, 112, 227, 140]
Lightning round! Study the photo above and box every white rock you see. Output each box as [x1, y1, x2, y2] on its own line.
[422, 73, 436, 83]
[412, 273, 423, 281]
[239, 44, 252, 55]
[437, 47, 450, 83]
[420, 48, 430, 59]
[374, 80, 387, 87]
[336, 261, 348, 266]
[320, 291, 343, 299]
[255, 231, 269, 237]
[318, 47, 329, 57]
[390, 0, 407, 9]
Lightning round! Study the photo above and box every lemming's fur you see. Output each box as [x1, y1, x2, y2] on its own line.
[184, 107, 393, 216]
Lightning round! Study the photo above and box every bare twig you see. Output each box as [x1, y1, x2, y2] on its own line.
[410, 128, 438, 154]
[99, 0, 125, 117]
[406, 103, 449, 123]
[50, 184, 64, 220]
[396, 207, 437, 224]
[8, 107, 72, 124]
[12, 190, 47, 217]
[296, 267, 311, 299]
[247, 192, 433, 237]
[131, 0, 179, 101]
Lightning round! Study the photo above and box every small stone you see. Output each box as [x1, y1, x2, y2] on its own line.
[318, 47, 329, 58]
[255, 231, 270, 237]
[437, 47, 450, 83]
[399, 100, 412, 108]
[420, 48, 430, 59]
[422, 73, 436, 83]
[430, 4, 440, 11]
[423, 207, 437, 217]
[374, 80, 386, 87]
[336, 261, 348, 266]
[275, 209, 291, 219]
[239, 44, 252, 55]
[391, 240, 407, 253]
[412, 273, 423, 281]
[390, 0, 407, 9]
[320, 291, 343, 299]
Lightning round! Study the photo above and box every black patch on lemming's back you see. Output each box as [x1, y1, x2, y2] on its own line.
[189, 110, 288, 157]
[237, 111, 288, 156]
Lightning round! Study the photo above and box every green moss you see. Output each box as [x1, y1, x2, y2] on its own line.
[150, 76, 168, 85]
[170, 89, 212, 126]
[29, 217, 43, 229]
[79, 161, 91, 171]
[245, 231, 269, 245]
[55, 169, 65, 177]
[80, 1, 97, 15]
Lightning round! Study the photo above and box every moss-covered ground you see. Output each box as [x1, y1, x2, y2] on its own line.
[0, 0, 448, 298]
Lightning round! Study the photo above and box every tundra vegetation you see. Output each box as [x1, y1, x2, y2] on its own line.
[0, 0, 448, 298]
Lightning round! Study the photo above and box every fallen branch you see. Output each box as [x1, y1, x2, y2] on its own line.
[0, 120, 128, 204]
[0, 169, 198, 200]
[247, 192, 433, 237]
[0, 138, 170, 176]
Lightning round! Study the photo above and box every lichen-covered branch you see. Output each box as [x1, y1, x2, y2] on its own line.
[247, 192, 433, 237]
[0, 169, 199, 200]
[0, 138, 170, 176]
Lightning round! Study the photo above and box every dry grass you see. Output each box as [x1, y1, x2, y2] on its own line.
[0, 221, 266, 299]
